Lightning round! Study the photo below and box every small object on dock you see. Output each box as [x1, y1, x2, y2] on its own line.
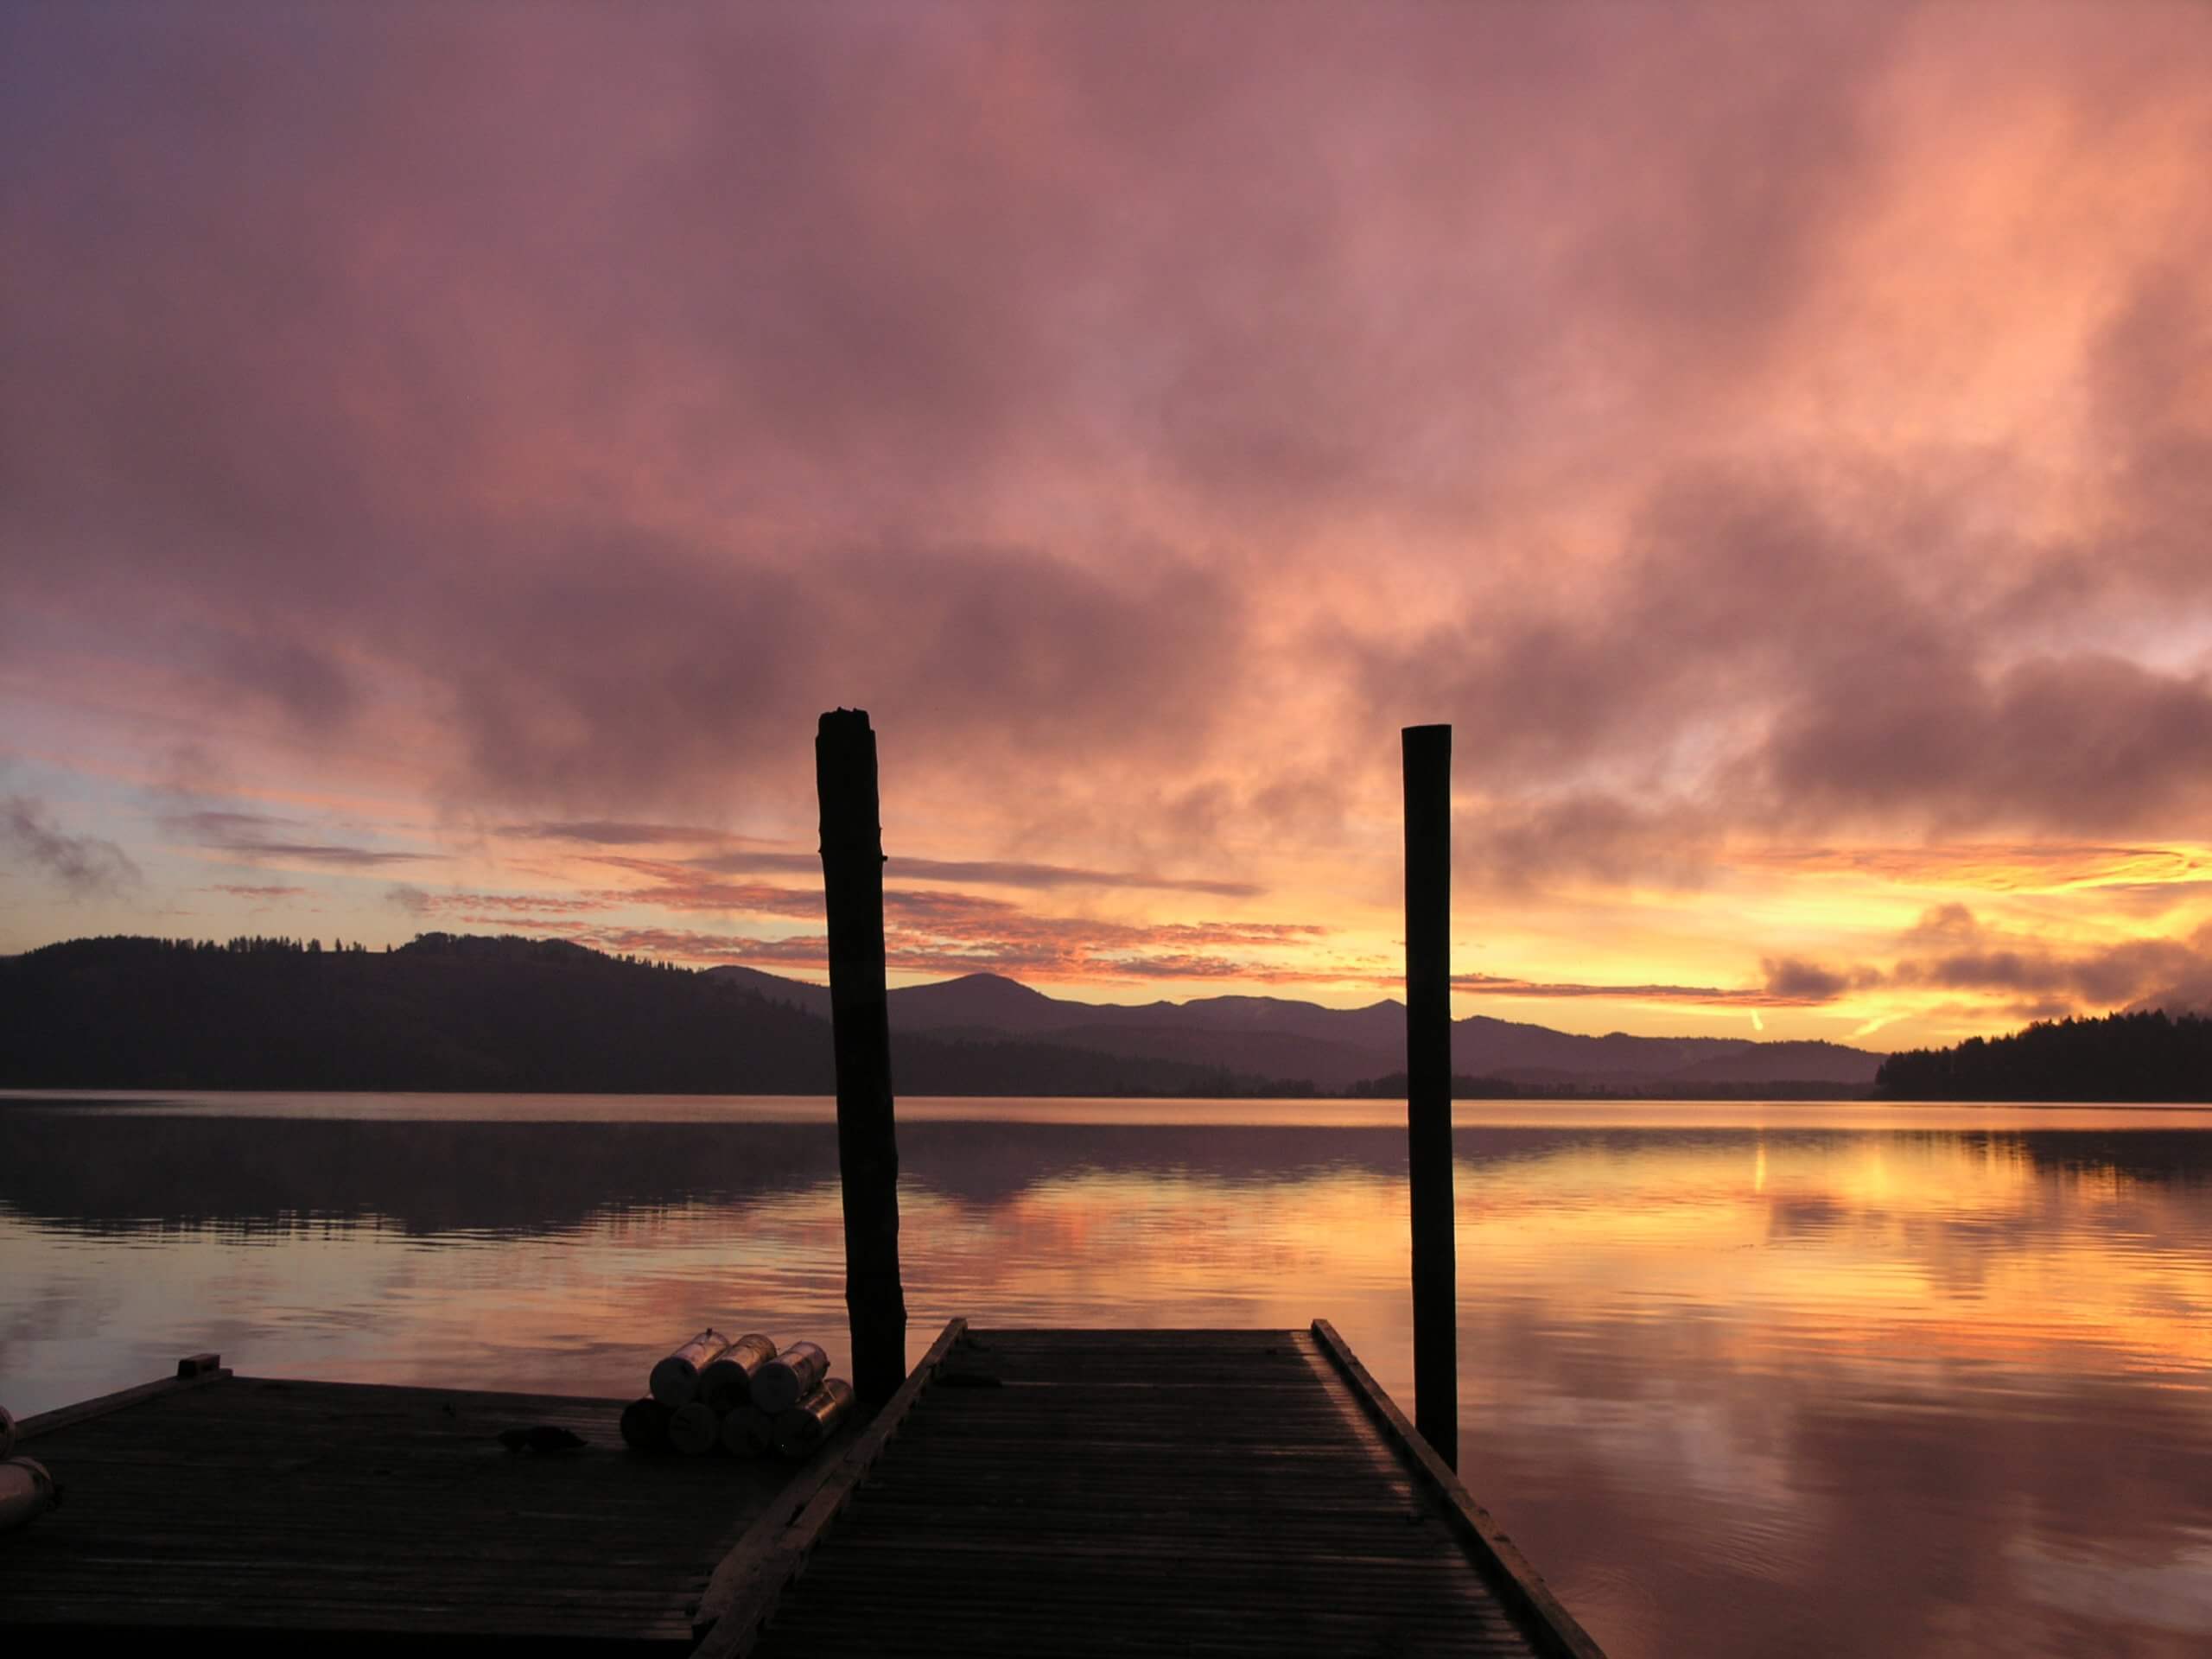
[718, 1405, 775, 1459]
[936, 1363, 1002, 1388]
[0, 1458, 61, 1532]
[0, 1406, 15, 1459]
[750, 1339, 829, 1414]
[619, 1396, 671, 1453]
[771, 1377, 854, 1459]
[697, 1332, 779, 1413]
[666, 1402, 721, 1457]
[649, 1329, 731, 1408]
[175, 1351, 221, 1378]
[497, 1425, 586, 1454]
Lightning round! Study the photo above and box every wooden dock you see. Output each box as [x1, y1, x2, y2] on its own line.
[4, 1326, 1603, 1657]
[2, 1359, 788, 1652]
[699, 1321, 1599, 1658]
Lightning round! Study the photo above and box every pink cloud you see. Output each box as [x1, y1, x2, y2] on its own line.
[5, 2, 2211, 1039]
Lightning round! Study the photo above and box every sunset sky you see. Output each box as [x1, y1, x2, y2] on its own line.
[4, 1, 2210, 1051]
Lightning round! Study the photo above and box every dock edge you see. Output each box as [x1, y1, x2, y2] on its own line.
[16, 1359, 235, 1442]
[1310, 1319, 1609, 1659]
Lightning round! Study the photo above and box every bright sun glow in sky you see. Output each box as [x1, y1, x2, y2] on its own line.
[3, 2, 2211, 1051]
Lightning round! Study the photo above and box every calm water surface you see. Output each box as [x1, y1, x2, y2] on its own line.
[4, 1092, 2211, 1658]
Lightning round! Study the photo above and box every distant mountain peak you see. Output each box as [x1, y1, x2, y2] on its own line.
[925, 971, 1053, 997]
[888, 969, 1084, 1032]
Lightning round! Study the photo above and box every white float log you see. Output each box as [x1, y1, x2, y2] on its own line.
[620, 1396, 671, 1453]
[667, 1402, 721, 1456]
[650, 1329, 732, 1408]
[697, 1333, 779, 1413]
[772, 1377, 855, 1459]
[719, 1406, 776, 1458]
[751, 1340, 830, 1415]
[0, 1459, 60, 1532]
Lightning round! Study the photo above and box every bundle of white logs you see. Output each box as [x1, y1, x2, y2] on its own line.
[620, 1330, 855, 1461]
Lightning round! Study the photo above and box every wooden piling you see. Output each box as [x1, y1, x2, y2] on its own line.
[1402, 722, 1458, 1469]
[816, 708, 910, 1409]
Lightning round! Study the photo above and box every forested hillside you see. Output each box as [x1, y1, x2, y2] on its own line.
[0, 935, 1306, 1096]
[1877, 1010, 2212, 1102]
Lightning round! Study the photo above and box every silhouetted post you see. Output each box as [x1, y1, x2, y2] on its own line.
[817, 708, 908, 1409]
[1403, 722, 1458, 1469]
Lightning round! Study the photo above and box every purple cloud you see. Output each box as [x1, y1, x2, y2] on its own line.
[2, 796, 142, 897]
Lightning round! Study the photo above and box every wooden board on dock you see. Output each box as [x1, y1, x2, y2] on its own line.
[701, 1322, 1605, 1659]
[2, 1366, 792, 1649]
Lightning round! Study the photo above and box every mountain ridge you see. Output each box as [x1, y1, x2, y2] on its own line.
[0, 936, 1884, 1095]
[705, 964, 1885, 1089]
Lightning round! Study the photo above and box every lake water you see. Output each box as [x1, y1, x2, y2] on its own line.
[4, 1092, 2211, 1657]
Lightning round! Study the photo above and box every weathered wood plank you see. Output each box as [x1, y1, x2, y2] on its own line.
[1312, 1318, 1607, 1659]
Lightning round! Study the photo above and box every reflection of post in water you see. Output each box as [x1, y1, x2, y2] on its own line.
[1403, 721, 1458, 1469]
[816, 708, 909, 1408]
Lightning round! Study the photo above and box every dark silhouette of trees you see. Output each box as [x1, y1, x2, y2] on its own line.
[1877, 1009, 2212, 1101]
[0, 934, 1315, 1096]
[1346, 1071, 1525, 1099]
[1344, 1071, 1872, 1101]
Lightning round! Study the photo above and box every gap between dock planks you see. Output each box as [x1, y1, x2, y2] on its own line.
[1311, 1319, 1608, 1659]
[690, 1315, 969, 1656]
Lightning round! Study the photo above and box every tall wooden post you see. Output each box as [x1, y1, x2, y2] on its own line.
[1402, 722, 1458, 1469]
[816, 708, 908, 1408]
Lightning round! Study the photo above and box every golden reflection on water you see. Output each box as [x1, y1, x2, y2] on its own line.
[4, 1097, 2212, 1658]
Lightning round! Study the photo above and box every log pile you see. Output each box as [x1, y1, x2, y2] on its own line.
[620, 1332, 855, 1462]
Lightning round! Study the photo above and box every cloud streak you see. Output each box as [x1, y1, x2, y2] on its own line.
[683, 848, 1262, 897]
[165, 811, 427, 869]
[2, 797, 141, 897]
[1454, 974, 1831, 1009]
[497, 821, 769, 849]
[1758, 908, 2212, 1019]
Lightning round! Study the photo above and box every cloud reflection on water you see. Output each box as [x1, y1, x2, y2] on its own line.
[2, 1098, 2209, 1657]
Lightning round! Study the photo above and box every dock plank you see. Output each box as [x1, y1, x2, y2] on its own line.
[724, 1325, 1600, 1658]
